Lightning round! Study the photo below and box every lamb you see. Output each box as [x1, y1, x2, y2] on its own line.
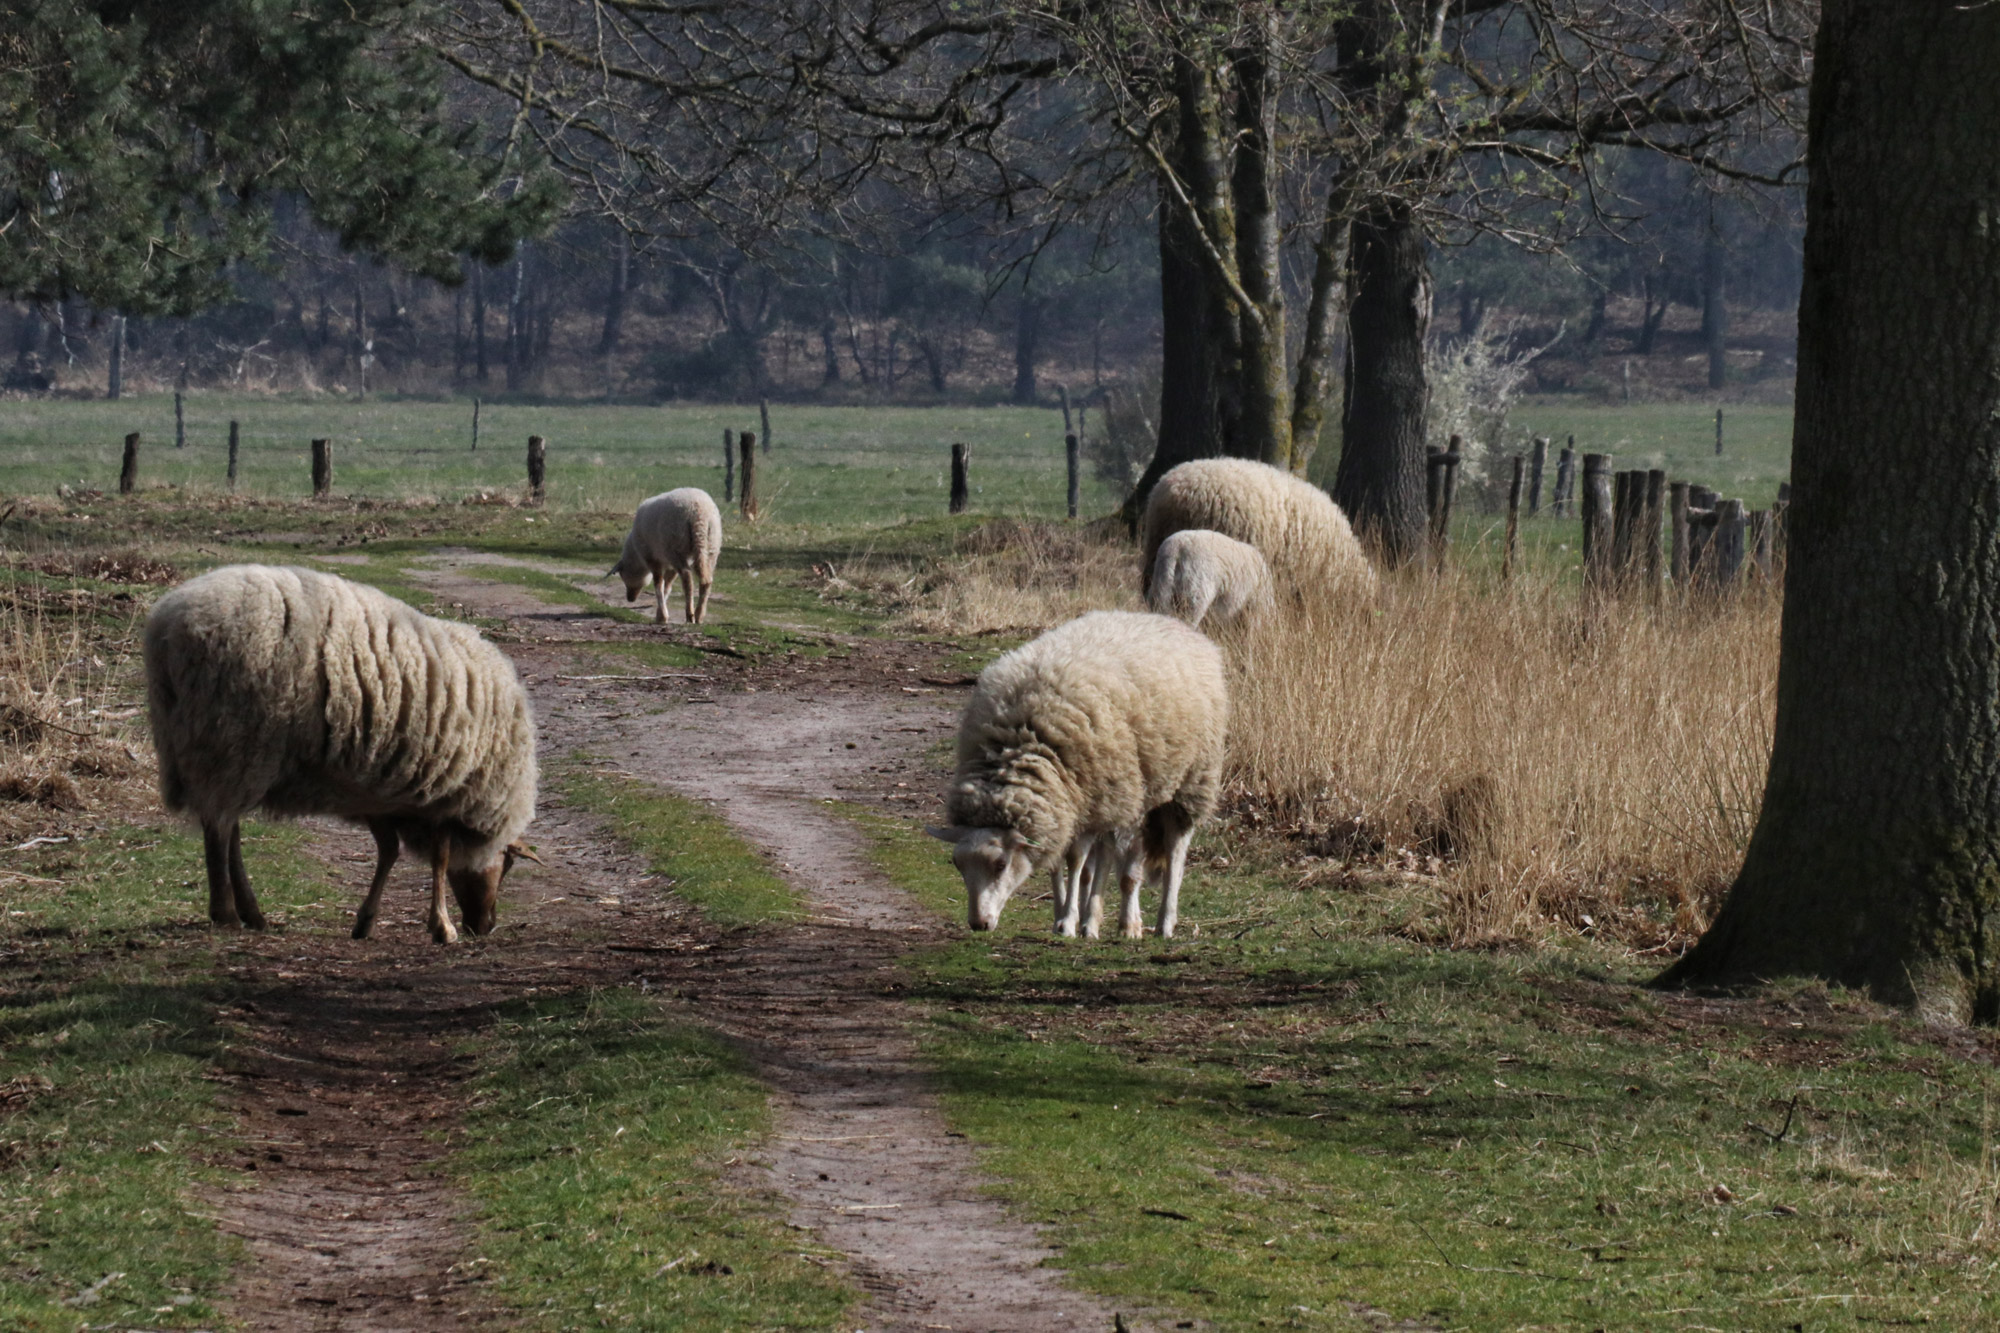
[928, 611, 1228, 939]
[608, 488, 723, 624]
[1145, 528, 1275, 631]
[1140, 457, 1375, 599]
[145, 565, 540, 944]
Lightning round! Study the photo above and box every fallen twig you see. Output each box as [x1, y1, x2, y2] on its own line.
[1747, 1093, 1801, 1144]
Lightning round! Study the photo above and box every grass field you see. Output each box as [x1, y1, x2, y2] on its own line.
[1510, 401, 1794, 507]
[0, 393, 1112, 524]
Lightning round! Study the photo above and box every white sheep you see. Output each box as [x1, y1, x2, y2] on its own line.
[1145, 528, 1276, 631]
[929, 611, 1228, 939]
[1140, 457, 1375, 600]
[145, 565, 539, 943]
[608, 488, 723, 624]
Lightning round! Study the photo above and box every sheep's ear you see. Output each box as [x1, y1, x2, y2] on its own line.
[603, 563, 621, 579]
[506, 840, 544, 865]
[925, 825, 970, 843]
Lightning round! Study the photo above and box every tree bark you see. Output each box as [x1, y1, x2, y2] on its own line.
[1334, 199, 1432, 565]
[472, 263, 488, 383]
[1012, 295, 1040, 404]
[1659, 2, 2000, 1023]
[598, 230, 630, 357]
[1229, 15, 1290, 468]
[1289, 212, 1348, 476]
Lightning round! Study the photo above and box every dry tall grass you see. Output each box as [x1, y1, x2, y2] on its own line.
[0, 571, 155, 843]
[1229, 568, 1779, 946]
[816, 519, 1140, 636]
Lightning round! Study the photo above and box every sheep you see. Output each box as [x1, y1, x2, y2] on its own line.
[608, 488, 723, 624]
[1139, 457, 1375, 600]
[1145, 528, 1276, 631]
[928, 610, 1228, 939]
[145, 565, 539, 944]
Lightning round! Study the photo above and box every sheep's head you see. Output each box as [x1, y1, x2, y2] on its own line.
[927, 825, 1037, 931]
[448, 841, 540, 935]
[605, 557, 648, 603]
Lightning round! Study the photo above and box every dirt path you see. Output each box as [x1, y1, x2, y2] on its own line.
[210, 563, 1142, 1332]
[540, 657, 1135, 1331]
[205, 800, 683, 1330]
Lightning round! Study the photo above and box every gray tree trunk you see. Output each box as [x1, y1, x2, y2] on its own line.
[1660, 2, 2000, 1022]
[1333, 200, 1431, 565]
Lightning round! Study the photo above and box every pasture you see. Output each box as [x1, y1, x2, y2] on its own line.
[8, 395, 2000, 1331]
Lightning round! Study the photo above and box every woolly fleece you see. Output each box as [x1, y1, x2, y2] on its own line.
[1146, 528, 1276, 629]
[613, 488, 722, 601]
[947, 610, 1228, 864]
[1140, 457, 1375, 597]
[145, 565, 537, 870]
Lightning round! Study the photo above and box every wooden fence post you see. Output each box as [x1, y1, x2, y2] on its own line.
[1748, 509, 1772, 581]
[174, 391, 186, 449]
[472, 397, 481, 451]
[1714, 498, 1747, 584]
[227, 420, 240, 491]
[1715, 407, 1725, 456]
[526, 434, 546, 505]
[1554, 444, 1576, 517]
[1643, 469, 1665, 596]
[1669, 481, 1691, 584]
[1771, 498, 1790, 574]
[1065, 433, 1080, 519]
[739, 431, 758, 520]
[723, 429, 736, 502]
[1581, 453, 1614, 588]
[1611, 470, 1638, 582]
[760, 398, 773, 454]
[1426, 436, 1462, 565]
[1528, 436, 1548, 515]
[950, 442, 971, 514]
[118, 432, 139, 494]
[1503, 454, 1524, 581]
[311, 438, 332, 498]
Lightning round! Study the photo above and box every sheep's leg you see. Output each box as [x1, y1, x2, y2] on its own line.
[428, 833, 459, 945]
[693, 578, 712, 625]
[681, 570, 696, 625]
[1054, 847, 1086, 936]
[351, 819, 400, 940]
[1116, 839, 1146, 940]
[227, 824, 266, 929]
[1154, 820, 1195, 940]
[203, 822, 239, 927]
[652, 568, 668, 625]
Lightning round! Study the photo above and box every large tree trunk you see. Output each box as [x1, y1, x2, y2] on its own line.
[1333, 200, 1431, 564]
[1229, 14, 1290, 468]
[1127, 166, 1239, 518]
[1659, 3, 2000, 1023]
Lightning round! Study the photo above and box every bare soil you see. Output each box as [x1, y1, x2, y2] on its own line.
[202, 570, 1143, 1332]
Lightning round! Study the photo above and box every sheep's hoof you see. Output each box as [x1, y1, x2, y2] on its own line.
[351, 917, 375, 941]
[431, 920, 459, 945]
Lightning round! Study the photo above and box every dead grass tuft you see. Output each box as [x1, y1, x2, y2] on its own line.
[14, 549, 181, 585]
[816, 518, 1141, 636]
[1228, 566, 1778, 947]
[0, 578, 151, 840]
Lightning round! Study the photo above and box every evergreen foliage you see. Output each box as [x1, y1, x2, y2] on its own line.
[0, 0, 561, 314]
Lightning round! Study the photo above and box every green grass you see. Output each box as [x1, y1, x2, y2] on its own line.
[454, 988, 857, 1332]
[842, 807, 2000, 1330]
[0, 822, 338, 1331]
[561, 768, 806, 929]
[1510, 402, 1794, 507]
[0, 394, 1115, 525]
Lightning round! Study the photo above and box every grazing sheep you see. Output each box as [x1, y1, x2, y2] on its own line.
[608, 488, 723, 624]
[1145, 528, 1276, 631]
[145, 565, 539, 943]
[929, 611, 1228, 939]
[1140, 458, 1375, 599]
